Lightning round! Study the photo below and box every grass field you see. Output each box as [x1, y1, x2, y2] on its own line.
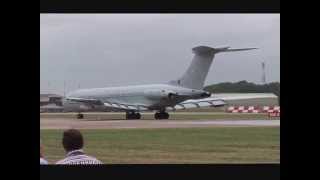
[41, 127, 280, 164]
[40, 112, 279, 120]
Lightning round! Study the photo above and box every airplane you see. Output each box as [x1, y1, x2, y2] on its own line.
[63, 45, 259, 120]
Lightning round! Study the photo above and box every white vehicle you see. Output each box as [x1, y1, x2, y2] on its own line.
[64, 46, 259, 119]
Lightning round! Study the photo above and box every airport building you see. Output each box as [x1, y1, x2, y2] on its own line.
[40, 94, 64, 112]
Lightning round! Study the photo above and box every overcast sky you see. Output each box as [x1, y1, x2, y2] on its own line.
[40, 14, 280, 95]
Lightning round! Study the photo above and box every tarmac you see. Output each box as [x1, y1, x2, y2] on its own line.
[40, 118, 280, 129]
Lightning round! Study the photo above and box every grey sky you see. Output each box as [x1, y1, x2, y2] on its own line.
[40, 14, 280, 95]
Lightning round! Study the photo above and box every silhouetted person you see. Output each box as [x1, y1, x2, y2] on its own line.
[56, 129, 102, 165]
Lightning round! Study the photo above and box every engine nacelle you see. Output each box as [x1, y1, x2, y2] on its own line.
[144, 90, 178, 100]
[200, 91, 211, 98]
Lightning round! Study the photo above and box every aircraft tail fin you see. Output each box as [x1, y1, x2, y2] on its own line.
[168, 46, 257, 90]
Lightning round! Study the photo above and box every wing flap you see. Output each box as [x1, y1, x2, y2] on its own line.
[103, 103, 149, 111]
[166, 98, 227, 111]
[168, 93, 277, 111]
[212, 93, 278, 105]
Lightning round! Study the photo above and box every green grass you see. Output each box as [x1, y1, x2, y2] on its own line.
[41, 127, 280, 164]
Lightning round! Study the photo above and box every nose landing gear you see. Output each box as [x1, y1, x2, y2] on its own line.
[77, 113, 84, 119]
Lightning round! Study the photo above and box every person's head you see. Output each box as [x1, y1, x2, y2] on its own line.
[62, 129, 84, 152]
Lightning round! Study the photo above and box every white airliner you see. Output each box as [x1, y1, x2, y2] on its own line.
[63, 46, 262, 119]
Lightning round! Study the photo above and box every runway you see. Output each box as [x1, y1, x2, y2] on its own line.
[40, 118, 280, 129]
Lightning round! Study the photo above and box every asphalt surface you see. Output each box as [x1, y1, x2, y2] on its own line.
[40, 118, 280, 129]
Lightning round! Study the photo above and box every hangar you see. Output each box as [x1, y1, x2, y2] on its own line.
[40, 94, 63, 112]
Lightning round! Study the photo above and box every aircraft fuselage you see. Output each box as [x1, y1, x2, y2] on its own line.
[63, 84, 210, 112]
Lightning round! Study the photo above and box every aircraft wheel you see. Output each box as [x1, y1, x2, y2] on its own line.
[135, 113, 141, 119]
[164, 112, 169, 119]
[154, 112, 160, 120]
[77, 113, 84, 119]
[154, 112, 169, 120]
[126, 112, 141, 120]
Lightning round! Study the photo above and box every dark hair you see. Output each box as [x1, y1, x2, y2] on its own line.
[62, 129, 84, 152]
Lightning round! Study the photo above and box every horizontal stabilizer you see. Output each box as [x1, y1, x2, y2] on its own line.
[217, 47, 258, 53]
[192, 46, 258, 55]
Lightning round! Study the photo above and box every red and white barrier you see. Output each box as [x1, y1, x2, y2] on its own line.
[227, 106, 280, 114]
[262, 106, 280, 113]
[227, 106, 260, 113]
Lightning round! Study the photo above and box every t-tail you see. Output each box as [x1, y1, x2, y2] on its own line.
[168, 46, 257, 90]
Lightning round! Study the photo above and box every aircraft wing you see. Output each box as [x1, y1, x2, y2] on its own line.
[66, 93, 277, 112]
[103, 102, 149, 111]
[66, 97, 149, 111]
[165, 93, 278, 111]
[67, 96, 225, 112]
[66, 97, 104, 105]
[165, 97, 227, 111]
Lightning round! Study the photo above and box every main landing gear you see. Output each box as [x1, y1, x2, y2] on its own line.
[77, 112, 84, 119]
[154, 111, 169, 120]
[126, 111, 141, 120]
